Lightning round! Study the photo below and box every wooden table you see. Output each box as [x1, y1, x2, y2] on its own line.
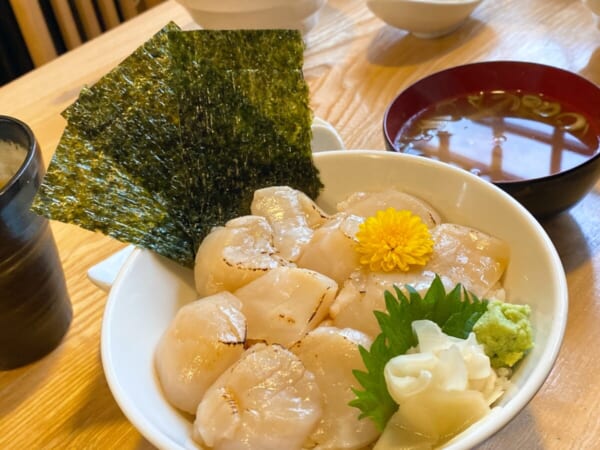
[1, 0, 599, 448]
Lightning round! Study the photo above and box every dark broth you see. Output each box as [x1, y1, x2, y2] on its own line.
[394, 90, 600, 182]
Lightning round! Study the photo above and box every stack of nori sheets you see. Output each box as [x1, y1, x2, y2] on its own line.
[32, 23, 322, 268]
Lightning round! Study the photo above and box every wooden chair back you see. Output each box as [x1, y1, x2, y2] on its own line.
[9, 0, 164, 68]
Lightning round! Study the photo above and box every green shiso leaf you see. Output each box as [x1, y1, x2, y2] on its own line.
[32, 26, 321, 267]
[349, 275, 489, 431]
[441, 287, 488, 339]
[349, 335, 398, 432]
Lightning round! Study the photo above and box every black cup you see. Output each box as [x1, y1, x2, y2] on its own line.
[0, 115, 72, 370]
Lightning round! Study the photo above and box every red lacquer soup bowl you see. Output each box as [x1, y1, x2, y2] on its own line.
[383, 61, 600, 219]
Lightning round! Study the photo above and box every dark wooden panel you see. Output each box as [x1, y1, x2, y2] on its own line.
[0, 2, 34, 85]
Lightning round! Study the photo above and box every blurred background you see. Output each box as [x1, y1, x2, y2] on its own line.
[0, 0, 165, 86]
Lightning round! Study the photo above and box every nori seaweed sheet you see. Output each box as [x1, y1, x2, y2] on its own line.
[32, 126, 194, 265]
[32, 26, 322, 268]
[33, 22, 195, 265]
[61, 22, 191, 233]
[169, 29, 321, 249]
[62, 22, 181, 138]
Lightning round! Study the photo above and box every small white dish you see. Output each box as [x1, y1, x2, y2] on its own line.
[311, 117, 345, 153]
[87, 245, 135, 291]
[176, 0, 327, 34]
[367, 0, 483, 38]
[101, 150, 567, 450]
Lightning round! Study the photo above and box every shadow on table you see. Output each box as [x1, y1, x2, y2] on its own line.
[0, 343, 68, 417]
[541, 190, 599, 273]
[366, 18, 490, 67]
[541, 212, 589, 273]
[579, 46, 600, 85]
[304, 3, 361, 78]
[475, 406, 546, 449]
[66, 353, 151, 447]
[134, 438, 157, 450]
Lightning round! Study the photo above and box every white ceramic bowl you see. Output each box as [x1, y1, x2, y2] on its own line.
[176, 0, 326, 34]
[101, 150, 567, 450]
[367, 0, 483, 38]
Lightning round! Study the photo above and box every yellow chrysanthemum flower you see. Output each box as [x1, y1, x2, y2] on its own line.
[355, 208, 434, 272]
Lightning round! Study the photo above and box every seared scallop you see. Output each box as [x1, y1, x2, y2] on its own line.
[291, 327, 380, 450]
[331, 223, 509, 338]
[296, 213, 363, 286]
[194, 215, 288, 298]
[251, 186, 329, 262]
[234, 266, 338, 347]
[155, 292, 246, 414]
[331, 269, 454, 339]
[427, 223, 509, 298]
[336, 189, 441, 228]
[193, 343, 323, 450]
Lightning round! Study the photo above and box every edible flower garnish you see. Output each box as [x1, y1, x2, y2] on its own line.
[355, 208, 434, 272]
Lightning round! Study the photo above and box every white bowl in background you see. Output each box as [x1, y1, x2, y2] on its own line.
[178, 0, 310, 12]
[367, 0, 483, 38]
[176, 0, 326, 34]
[101, 150, 567, 450]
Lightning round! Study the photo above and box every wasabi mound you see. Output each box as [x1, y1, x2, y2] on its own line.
[473, 300, 533, 368]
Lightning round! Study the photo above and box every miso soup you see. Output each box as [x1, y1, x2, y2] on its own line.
[394, 90, 599, 182]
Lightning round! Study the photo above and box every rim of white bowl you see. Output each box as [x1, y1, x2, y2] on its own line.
[101, 246, 187, 450]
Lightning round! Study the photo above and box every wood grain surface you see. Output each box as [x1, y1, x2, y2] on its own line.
[1, 0, 599, 448]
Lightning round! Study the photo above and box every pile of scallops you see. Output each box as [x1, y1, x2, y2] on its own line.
[154, 186, 509, 450]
